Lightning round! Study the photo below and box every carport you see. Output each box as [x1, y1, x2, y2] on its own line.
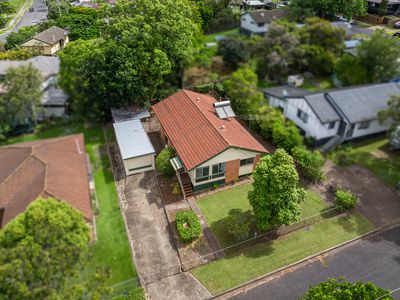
[114, 119, 156, 176]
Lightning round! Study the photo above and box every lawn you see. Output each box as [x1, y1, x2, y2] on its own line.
[1, 121, 141, 296]
[191, 212, 374, 294]
[196, 183, 330, 248]
[332, 138, 400, 187]
[204, 28, 240, 43]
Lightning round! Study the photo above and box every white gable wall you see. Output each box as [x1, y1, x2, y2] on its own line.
[188, 147, 261, 186]
[240, 13, 269, 34]
[268, 96, 338, 140]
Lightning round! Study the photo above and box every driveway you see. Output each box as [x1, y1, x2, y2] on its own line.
[229, 225, 400, 300]
[325, 164, 400, 227]
[121, 171, 211, 300]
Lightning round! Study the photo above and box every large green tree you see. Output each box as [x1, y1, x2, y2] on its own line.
[302, 278, 392, 300]
[378, 95, 400, 131]
[0, 198, 91, 300]
[249, 149, 306, 231]
[335, 31, 400, 85]
[0, 64, 42, 138]
[60, 0, 200, 120]
[289, 0, 366, 21]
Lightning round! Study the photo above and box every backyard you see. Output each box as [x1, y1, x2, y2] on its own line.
[332, 138, 400, 187]
[1, 121, 143, 298]
[193, 183, 374, 294]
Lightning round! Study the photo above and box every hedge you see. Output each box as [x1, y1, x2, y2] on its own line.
[335, 189, 357, 212]
[176, 210, 202, 243]
[292, 147, 325, 182]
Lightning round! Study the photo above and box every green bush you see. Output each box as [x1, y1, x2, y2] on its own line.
[271, 121, 303, 153]
[292, 147, 325, 182]
[176, 210, 202, 243]
[226, 210, 254, 242]
[156, 147, 176, 177]
[334, 146, 356, 166]
[302, 278, 392, 299]
[335, 189, 357, 212]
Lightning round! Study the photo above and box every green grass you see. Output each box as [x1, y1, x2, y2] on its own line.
[332, 138, 400, 187]
[300, 77, 333, 92]
[204, 28, 240, 44]
[196, 183, 330, 248]
[1, 121, 141, 295]
[191, 212, 374, 294]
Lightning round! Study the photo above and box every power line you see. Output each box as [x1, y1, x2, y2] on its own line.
[374, 286, 400, 300]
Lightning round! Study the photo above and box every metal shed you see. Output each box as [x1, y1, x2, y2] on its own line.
[113, 119, 156, 176]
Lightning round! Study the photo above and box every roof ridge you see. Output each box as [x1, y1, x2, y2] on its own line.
[181, 89, 230, 148]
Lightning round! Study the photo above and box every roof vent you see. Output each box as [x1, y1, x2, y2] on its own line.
[213, 100, 236, 119]
[196, 97, 200, 102]
[220, 125, 226, 131]
[53, 33, 56, 41]
[260, 12, 264, 17]
[282, 89, 288, 96]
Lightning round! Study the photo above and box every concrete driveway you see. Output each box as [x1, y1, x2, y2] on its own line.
[230, 225, 400, 300]
[122, 171, 211, 300]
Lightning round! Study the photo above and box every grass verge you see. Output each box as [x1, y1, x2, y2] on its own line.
[191, 212, 374, 294]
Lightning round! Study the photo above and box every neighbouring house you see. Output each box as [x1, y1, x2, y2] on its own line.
[152, 90, 268, 198]
[21, 26, 69, 56]
[264, 83, 400, 149]
[240, 9, 287, 36]
[113, 119, 156, 176]
[0, 56, 68, 120]
[0, 134, 92, 228]
[366, 0, 400, 15]
[71, 1, 100, 9]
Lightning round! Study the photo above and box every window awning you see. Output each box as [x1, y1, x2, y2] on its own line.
[170, 156, 184, 171]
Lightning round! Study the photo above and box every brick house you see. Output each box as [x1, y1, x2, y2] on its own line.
[152, 90, 268, 198]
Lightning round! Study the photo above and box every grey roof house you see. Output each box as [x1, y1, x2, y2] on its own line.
[0, 56, 68, 120]
[264, 83, 400, 149]
[240, 9, 287, 36]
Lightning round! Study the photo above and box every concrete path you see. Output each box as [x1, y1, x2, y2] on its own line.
[118, 171, 211, 299]
[229, 225, 400, 300]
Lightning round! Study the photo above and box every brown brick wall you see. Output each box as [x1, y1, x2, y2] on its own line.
[225, 159, 240, 183]
[253, 154, 261, 170]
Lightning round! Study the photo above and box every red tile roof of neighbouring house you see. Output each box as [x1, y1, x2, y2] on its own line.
[0, 134, 92, 227]
[152, 89, 267, 170]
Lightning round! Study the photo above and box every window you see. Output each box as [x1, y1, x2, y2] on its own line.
[328, 121, 335, 129]
[240, 157, 255, 166]
[196, 166, 209, 183]
[211, 163, 226, 179]
[258, 22, 265, 27]
[297, 109, 309, 123]
[358, 121, 371, 129]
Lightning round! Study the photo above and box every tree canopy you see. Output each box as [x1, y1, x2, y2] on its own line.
[0, 64, 42, 138]
[217, 37, 247, 69]
[302, 278, 392, 300]
[249, 149, 306, 231]
[289, 0, 366, 21]
[378, 95, 400, 131]
[59, 0, 200, 120]
[5, 26, 39, 50]
[0, 198, 91, 300]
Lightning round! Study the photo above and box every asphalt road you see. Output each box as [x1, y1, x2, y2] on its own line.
[0, 0, 48, 42]
[231, 226, 400, 300]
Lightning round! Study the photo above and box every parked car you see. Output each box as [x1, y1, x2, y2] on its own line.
[393, 32, 400, 38]
[393, 21, 400, 29]
[29, 7, 34, 12]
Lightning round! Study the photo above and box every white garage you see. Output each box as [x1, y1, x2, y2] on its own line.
[114, 119, 156, 176]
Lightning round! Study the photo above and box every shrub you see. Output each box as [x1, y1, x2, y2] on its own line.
[335, 189, 357, 212]
[156, 147, 176, 177]
[171, 181, 181, 196]
[176, 210, 202, 243]
[292, 147, 325, 182]
[271, 121, 303, 153]
[217, 37, 247, 69]
[334, 146, 356, 166]
[226, 210, 254, 241]
[302, 278, 392, 299]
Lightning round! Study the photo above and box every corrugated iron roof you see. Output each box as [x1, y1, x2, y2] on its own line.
[152, 90, 267, 170]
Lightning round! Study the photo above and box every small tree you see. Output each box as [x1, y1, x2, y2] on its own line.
[302, 278, 392, 300]
[378, 95, 400, 131]
[335, 189, 357, 212]
[0, 198, 91, 299]
[156, 147, 176, 177]
[5, 26, 39, 50]
[217, 38, 247, 69]
[249, 149, 306, 231]
[378, 0, 388, 16]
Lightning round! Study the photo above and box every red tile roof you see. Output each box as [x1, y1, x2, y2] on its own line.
[0, 134, 92, 227]
[152, 90, 267, 170]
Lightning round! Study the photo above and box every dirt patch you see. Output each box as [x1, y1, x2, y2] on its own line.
[324, 163, 400, 227]
[157, 174, 184, 205]
[371, 149, 390, 159]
